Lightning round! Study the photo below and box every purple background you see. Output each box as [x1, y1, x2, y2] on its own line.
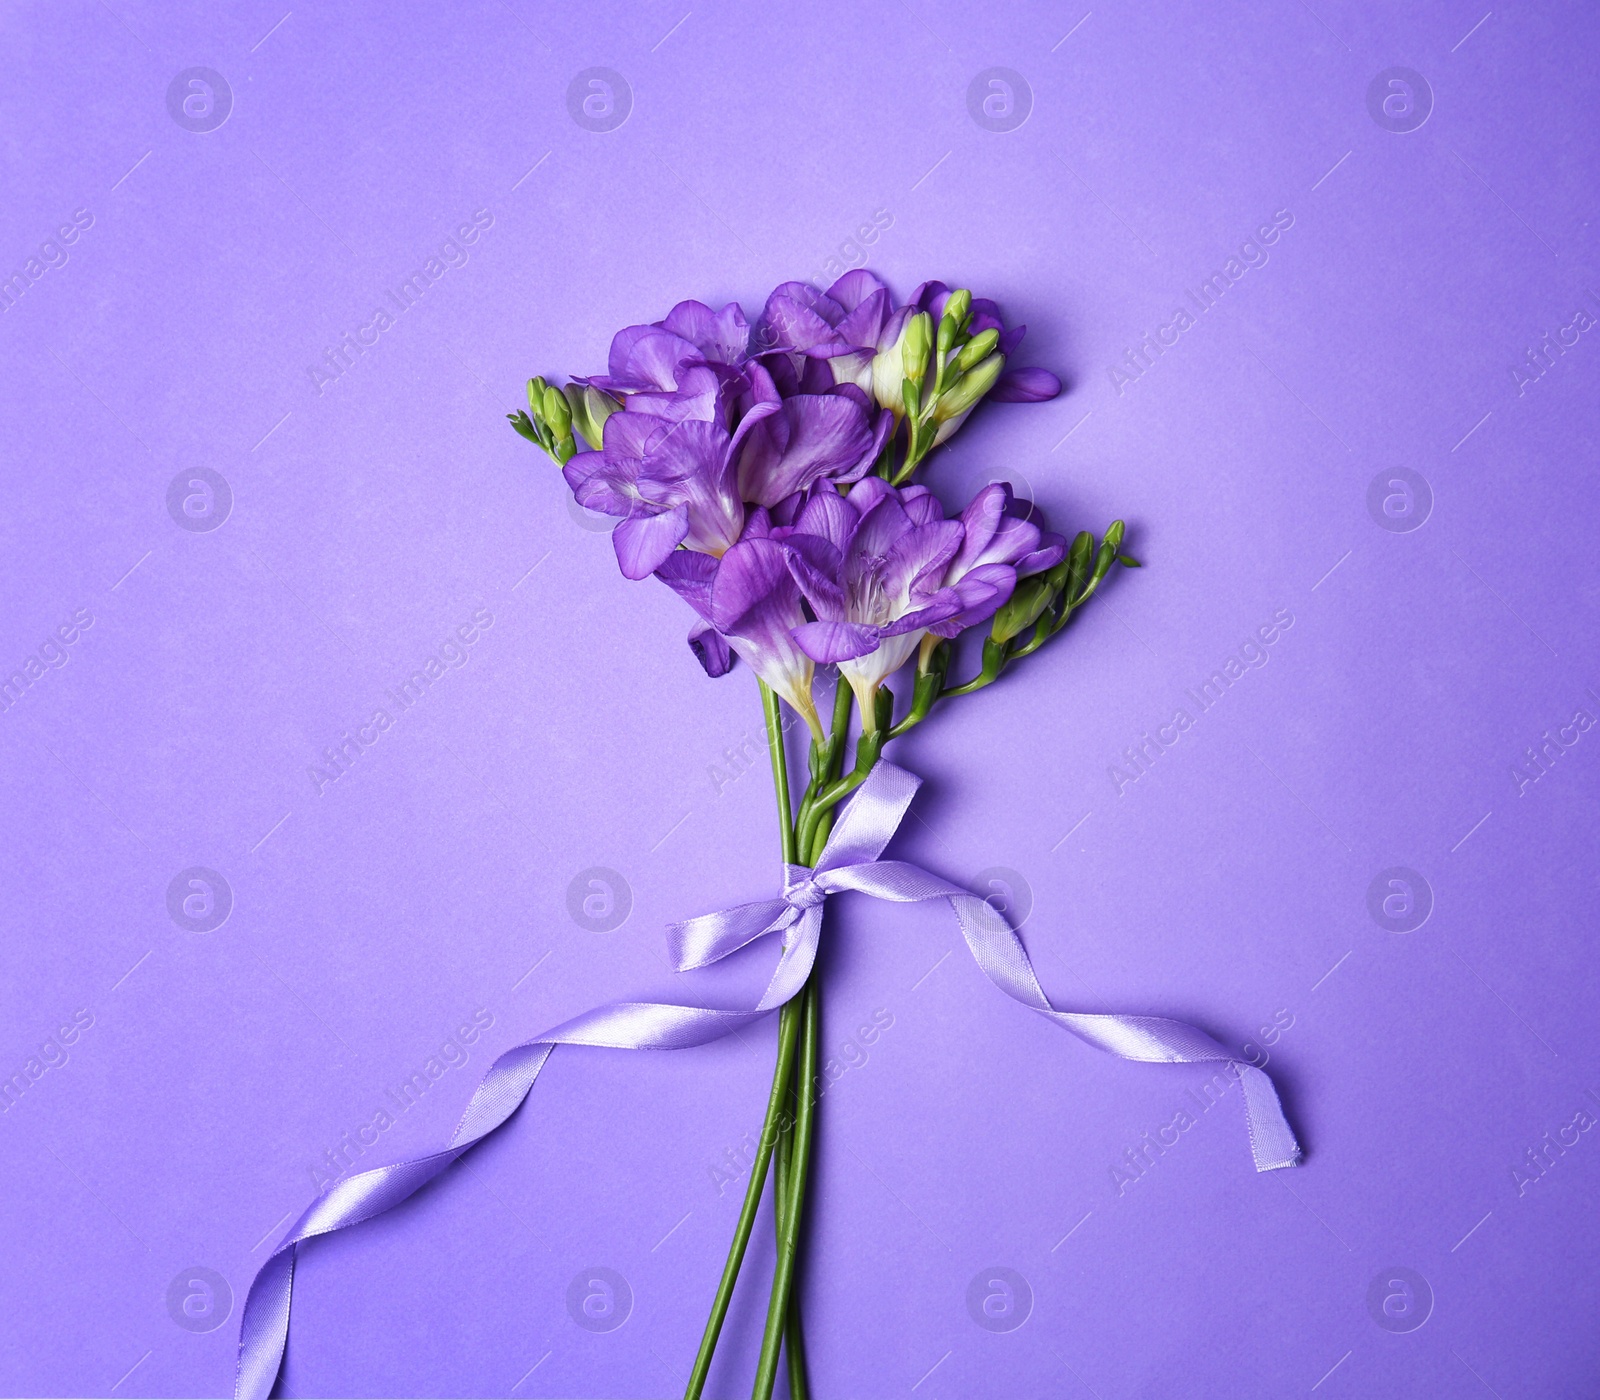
[2, 1, 1598, 1396]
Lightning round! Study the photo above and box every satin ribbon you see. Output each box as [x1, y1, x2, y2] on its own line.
[235, 759, 1298, 1399]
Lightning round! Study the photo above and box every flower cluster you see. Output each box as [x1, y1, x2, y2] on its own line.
[512, 272, 1131, 742]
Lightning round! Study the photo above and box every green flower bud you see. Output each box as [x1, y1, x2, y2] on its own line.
[941, 288, 971, 334]
[990, 576, 1054, 644]
[933, 352, 1004, 420]
[542, 384, 571, 437]
[565, 384, 620, 450]
[900, 312, 932, 385]
[901, 377, 922, 421]
[953, 327, 999, 375]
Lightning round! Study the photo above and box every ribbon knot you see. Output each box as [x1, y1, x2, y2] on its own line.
[232, 758, 1301, 1400]
[782, 865, 828, 911]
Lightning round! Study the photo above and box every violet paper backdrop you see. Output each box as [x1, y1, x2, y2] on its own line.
[2, 1, 1598, 1396]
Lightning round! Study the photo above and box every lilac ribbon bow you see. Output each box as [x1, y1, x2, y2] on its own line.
[235, 759, 1299, 1399]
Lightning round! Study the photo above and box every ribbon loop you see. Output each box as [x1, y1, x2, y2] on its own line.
[235, 758, 1300, 1400]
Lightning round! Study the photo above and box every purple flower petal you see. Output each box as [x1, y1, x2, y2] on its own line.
[731, 362, 782, 453]
[900, 485, 945, 528]
[756, 350, 801, 397]
[793, 619, 883, 663]
[654, 549, 718, 619]
[843, 492, 914, 589]
[602, 408, 679, 463]
[835, 286, 888, 351]
[769, 489, 806, 528]
[951, 483, 1009, 569]
[562, 450, 633, 517]
[911, 280, 949, 317]
[660, 300, 750, 366]
[613, 507, 688, 580]
[1016, 530, 1068, 577]
[790, 485, 856, 549]
[637, 419, 743, 554]
[877, 606, 952, 640]
[701, 538, 821, 730]
[687, 620, 734, 677]
[706, 537, 791, 634]
[599, 410, 744, 557]
[991, 367, 1062, 402]
[844, 475, 894, 515]
[884, 520, 964, 601]
[877, 303, 915, 352]
[825, 270, 886, 315]
[969, 299, 1005, 336]
[798, 355, 837, 393]
[623, 362, 739, 424]
[880, 584, 968, 636]
[736, 394, 878, 507]
[928, 563, 1017, 636]
[783, 533, 847, 620]
[604, 323, 659, 381]
[596, 326, 700, 394]
[757, 286, 844, 356]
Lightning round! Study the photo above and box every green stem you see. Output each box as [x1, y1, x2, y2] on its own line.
[685, 685, 802, 1400]
[941, 636, 1008, 698]
[794, 677, 852, 847]
[772, 1080, 809, 1400]
[756, 680, 857, 1400]
[760, 681, 798, 866]
[753, 950, 821, 1400]
[683, 1001, 802, 1400]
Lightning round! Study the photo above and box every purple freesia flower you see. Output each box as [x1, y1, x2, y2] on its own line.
[816, 272, 1064, 418]
[736, 383, 890, 508]
[752, 276, 888, 361]
[779, 478, 982, 709]
[915, 278, 1062, 409]
[926, 483, 1067, 637]
[564, 403, 770, 580]
[817, 271, 921, 412]
[580, 299, 752, 398]
[655, 511, 824, 739]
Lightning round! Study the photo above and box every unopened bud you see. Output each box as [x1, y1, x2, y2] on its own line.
[990, 576, 1053, 643]
[566, 383, 620, 449]
[953, 327, 999, 374]
[934, 353, 1004, 419]
[543, 384, 571, 437]
[901, 313, 932, 384]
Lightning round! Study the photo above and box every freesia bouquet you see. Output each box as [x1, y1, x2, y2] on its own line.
[234, 272, 1299, 1400]
[510, 272, 1137, 1397]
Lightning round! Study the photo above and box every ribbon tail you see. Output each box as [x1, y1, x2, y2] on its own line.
[235, 972, 818, 1395]
[235, 1245, 295, 1400]
[942, 889, 1302, 1172]
[235, 1045, 553, 1400]
[1236, 1062, 1301, 1171]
